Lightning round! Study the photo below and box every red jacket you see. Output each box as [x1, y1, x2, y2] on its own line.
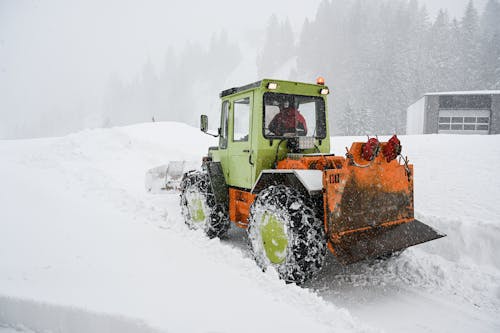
[269, 107, 308, 136]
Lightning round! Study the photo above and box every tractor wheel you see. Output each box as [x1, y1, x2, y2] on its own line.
[180, 170, 230, 238]
[247, 185, 326, 284]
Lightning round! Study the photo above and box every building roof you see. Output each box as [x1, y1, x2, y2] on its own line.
[425, 90, 500, 96]
[408, 90, 500, 108]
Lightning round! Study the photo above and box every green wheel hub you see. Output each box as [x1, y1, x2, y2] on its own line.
[260, 213, 288, 264]
[187, 192, 207, 223]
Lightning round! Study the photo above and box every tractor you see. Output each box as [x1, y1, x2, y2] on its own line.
[178, 78, 444, 284]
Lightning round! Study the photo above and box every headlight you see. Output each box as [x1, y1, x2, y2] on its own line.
[299, 136, 315, 150]
[267, 82, 278, 90]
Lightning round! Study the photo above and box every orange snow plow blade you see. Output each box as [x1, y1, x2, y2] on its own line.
[324, 142, 444, 264]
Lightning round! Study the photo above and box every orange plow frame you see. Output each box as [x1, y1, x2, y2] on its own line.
[228, 140, 444, 264]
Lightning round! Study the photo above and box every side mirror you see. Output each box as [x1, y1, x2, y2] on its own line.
[200, 115, 208, 133]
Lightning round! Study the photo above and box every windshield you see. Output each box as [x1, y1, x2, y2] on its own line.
[263, 92, 326, 139]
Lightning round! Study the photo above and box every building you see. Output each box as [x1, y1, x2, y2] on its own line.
[406, 91, 500, 135]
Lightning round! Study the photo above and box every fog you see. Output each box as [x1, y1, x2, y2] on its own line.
[0, 0, 490, 138]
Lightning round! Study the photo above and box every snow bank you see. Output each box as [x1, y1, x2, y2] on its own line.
[1, 123, 499, 332]
[0, 123, 368, 333]
[0, 296, 162, 333]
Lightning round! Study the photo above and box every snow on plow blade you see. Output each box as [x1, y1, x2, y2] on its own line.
[324, 142, 445, 264]
[145, 161, 199, 193]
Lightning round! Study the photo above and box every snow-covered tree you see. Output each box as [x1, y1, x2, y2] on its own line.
[456, 1, 482, 89]
[480, 0, 500, 88]
[293, 0, 493, 135]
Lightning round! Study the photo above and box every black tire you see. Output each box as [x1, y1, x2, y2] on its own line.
[247, 185, 326, 284]
[180, 170, 230, 238]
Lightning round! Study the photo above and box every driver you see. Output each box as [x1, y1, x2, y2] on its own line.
[268, 103, 307, 136]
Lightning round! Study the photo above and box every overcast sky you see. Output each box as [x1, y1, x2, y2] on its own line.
[0, 0, 487, 138]
[0, 0, 322, 86]
[0, 0, 322, 130]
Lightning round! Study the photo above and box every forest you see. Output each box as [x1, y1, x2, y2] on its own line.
[104, 0, 500, 135]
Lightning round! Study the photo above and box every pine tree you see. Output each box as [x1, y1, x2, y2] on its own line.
[158, 46, 177, 121]
[140, 60, 159, 123]
[480, 0, 500, 88]
[457, 0, 482, 89]
[257, 15, 280, 77]
[480, 0, 500, 41]
[426, 10, 455, 91]
[294, 0, 495, 135]
[296, 18, 318, 81]
[206, 30, 241, 82]
[103, 72, 125, 126]
[257, 15, 295, 77]
[340, 102, 356, 136]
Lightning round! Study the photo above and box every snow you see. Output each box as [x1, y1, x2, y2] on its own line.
[1, 122, 499, 332]
[294, 170, 324, 192]
[425, 90, 500, 96]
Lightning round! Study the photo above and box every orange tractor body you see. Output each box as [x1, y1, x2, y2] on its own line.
[227, 139, 437, 264]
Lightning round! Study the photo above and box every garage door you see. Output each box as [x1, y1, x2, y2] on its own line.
[438, 109, 490, 134]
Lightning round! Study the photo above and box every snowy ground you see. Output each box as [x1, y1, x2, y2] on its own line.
[1, 122, 499, 332]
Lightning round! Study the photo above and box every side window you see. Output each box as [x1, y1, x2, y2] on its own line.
[233, 97, 250, 142]
[219, 101, 229, 149]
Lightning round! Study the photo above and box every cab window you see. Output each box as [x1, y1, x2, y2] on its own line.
[219, 101, 229, 149]
[233, 97, 250, 142]
[263, 92, 326, 139]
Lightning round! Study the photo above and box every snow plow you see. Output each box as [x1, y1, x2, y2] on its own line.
[145, 161, 199, 192]
[165, 78, 444, 284]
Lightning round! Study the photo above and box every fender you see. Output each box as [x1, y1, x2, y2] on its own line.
[251, 169, 323, 196]
[204, 161, 229, 208]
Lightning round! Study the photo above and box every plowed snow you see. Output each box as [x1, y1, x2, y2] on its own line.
[0, 123, 499, 332]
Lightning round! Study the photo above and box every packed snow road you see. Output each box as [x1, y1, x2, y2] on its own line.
[0, 122, 499, 332]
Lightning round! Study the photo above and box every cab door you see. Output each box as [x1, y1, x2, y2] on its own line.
[227, 93, 254, 189]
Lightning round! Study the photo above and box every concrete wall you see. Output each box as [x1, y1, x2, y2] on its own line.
[491, 94, 500, 134]
[425, 95, 440, 134]
[406, 97, 425, 134]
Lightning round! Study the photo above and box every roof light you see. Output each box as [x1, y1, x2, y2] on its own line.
[320, 88, 329, 95]
[316, 77, 325, 85]
[267, 82, 278, 90]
